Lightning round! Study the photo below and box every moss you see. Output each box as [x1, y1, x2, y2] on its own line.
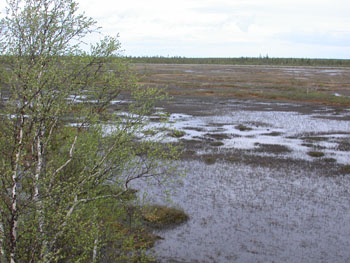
[324, 158, 336, 163]
[307, 151, 325, 158]
[211, 141, 224, 147]
[206, 133, 230, 140]
[235, 124, 252, 131]
[262, 131, 283, 136]
[142, 205, 189, 229]
[143, 129, 157, 136]
[341, 165, 350, 174]
[254, 144, 291, 154]
[204, 156, 216, 165]
[169, 129, 186, 138]
[302, 143, 314, 148]
[302, 136, 328, 142]
[338, 142, 350, 152]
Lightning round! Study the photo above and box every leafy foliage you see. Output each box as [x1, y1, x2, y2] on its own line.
[0, 1, 179, 262]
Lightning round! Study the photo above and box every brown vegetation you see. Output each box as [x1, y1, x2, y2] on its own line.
[132, 64, 350, 106]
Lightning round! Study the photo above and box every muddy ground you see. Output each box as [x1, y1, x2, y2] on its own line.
[130, 64, 350, 263]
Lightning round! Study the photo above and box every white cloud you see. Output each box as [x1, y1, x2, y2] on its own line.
[1, 0, 350, 58]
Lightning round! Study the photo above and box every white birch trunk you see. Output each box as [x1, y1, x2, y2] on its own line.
[34, 128, 49, 260]
[34, 130, 43, 226]
[0, 221, 7, 263]
[34, 70, 50, 260]
[10, 115, 24, 263]
[92, 236, 98, 262]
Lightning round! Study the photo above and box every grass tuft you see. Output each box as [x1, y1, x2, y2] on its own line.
[341, 165, 350, 174]
[211, 141, 224, 147]
[204, 156, 217, 165]
[307, 151, 325, 158]
[235, 124, 252, 131]
[169, 129, 186, 138]
[142, 205, 189, 229]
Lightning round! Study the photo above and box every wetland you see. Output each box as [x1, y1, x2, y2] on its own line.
[131, 63, 350, 263]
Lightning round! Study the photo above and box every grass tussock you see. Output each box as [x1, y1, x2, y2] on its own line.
[142, 205, 189, 229]
[341, 165, 350, 174]
[211, 141, 224, 147]
[204, 156, 217, 165]
[235, 124, 252, 131]
[307, 151, 325, 158]
[169, 129, 186, 138]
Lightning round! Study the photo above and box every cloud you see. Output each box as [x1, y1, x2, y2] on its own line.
[277, 31, 350, 47]
[76, 0, 350, 58]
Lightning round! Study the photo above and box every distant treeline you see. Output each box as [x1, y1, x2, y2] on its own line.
[1, 55, 350, 67]
[127, 56, 350, 67]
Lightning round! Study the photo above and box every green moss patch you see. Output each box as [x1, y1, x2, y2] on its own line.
[307, 151, 325, 158]
[235, 124, 253, 131]
[301, 143, 314, 148]
[302, 136, 328, 142]
[262, 131, 283, 136]
[169, 129, 186, 138]
[341, 165, 350, 174]
[211, 141, 224, 147]
[203, 156, 217, 165]
[143, 129, 157, 136]
[142, 205, 189, 229]
[324, 158, 336, 163]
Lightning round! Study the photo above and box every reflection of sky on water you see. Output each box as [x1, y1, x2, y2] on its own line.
[125, 99, 350, 263]
[144, 107, 350, 165]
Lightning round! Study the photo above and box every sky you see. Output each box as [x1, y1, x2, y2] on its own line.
[1, 0, 350, 58]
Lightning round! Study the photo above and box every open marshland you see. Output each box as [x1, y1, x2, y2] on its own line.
[131, 63, 350, 263]
[134, 63, 350, 105]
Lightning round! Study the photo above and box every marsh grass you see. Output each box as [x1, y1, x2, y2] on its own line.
[141, 205, 189, 229]
[235, 124, 253, 131]
[129, 56, 350, 67]
[169, 130, 186, 138]
[203, 156, 217, 165]
[211, 141, 224, 147]
[206, 133, 231, 140]
[340, 165, 350, 174]
[307, 151, 325, 158]
[262, 132, 283, 136]
[133, 63, 350, 106]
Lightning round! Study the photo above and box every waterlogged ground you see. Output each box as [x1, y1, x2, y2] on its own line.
[150, 161, 350, 263]
[132, 95, 350, 263]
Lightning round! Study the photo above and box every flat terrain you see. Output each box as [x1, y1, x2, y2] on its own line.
[133, 63, 350, 106]
[130, 64, 350, 263]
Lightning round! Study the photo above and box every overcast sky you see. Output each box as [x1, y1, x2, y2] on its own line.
[76, 0, 350, 58]
[2, 0, 350, 58]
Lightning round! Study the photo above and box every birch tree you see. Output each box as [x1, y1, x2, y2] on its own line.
[0, 0, 178, 262]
